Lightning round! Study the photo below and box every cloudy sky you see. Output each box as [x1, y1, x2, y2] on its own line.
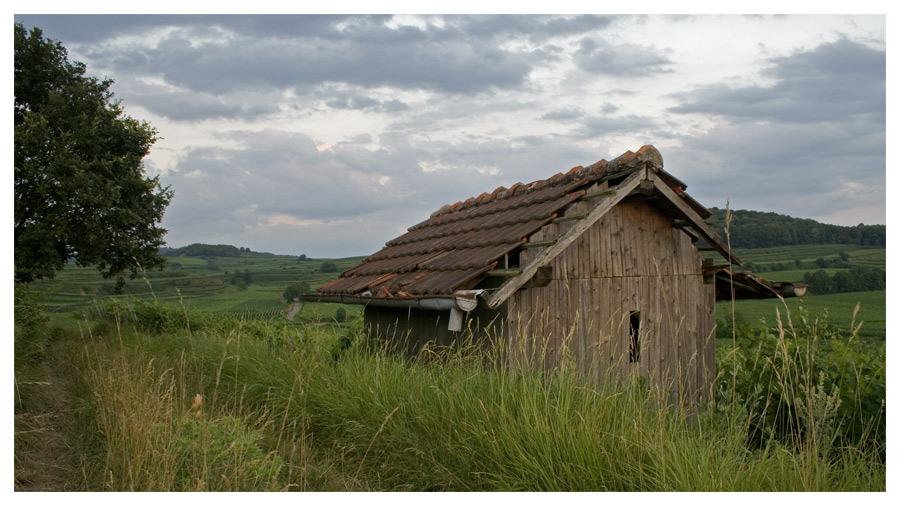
[13, 12, 887, 258]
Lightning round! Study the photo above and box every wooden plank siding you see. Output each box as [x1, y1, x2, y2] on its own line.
[506, 197, 715, 406]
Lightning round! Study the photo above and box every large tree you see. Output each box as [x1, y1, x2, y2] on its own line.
[14, 24, 173, 283]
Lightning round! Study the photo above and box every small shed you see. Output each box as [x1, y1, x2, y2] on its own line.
[308, 145, 803, 404]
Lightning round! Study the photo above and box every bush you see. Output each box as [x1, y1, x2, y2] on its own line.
[282, 282, 310, 303]
[716, 310, 749, 340]
[716, 305, 885, 454]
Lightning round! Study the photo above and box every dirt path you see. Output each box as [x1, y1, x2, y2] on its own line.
[15, 360, 82, 491]
[285, 299, 302, 320]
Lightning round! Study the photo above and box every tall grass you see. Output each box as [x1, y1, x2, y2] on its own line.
[83, 333, 285, 491]
[53, 298, 884, 491]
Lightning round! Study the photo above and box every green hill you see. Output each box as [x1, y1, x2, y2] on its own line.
[707, 208, 885, 249]
[27, 246, 365, 323]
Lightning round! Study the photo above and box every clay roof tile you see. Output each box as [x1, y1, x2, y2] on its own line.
[315, 145, 689, 298]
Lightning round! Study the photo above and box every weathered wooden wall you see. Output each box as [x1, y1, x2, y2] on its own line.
[508, 193, 716, 404]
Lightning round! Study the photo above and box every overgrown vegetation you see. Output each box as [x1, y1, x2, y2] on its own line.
[715, 304, 885, 457]
[14, 294, 886, 491]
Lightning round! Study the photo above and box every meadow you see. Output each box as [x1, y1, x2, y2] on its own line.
[14, 243, 886, 491]
[14, 296, 885, 491]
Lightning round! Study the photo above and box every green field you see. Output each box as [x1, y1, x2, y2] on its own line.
[723, 244, 885, 283]
[28, 251, 365, 323]
[719, 290, 886, 340]
[714, 244, 886, 339]
[732, 244, 883, 264]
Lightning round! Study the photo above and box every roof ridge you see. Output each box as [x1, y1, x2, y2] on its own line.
[428, 145, 662, 219]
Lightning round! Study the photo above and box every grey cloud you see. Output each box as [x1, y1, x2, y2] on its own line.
[541, 108, 584, 121]
[166, 131, 380, 222]
[14, 14, 357, 44]
[668, 38, 885, 124]
[137, 88, 277, 121]
[323, 92, 408, 113]
[454, 14, 617, 42]
[600, 102, 619, 114]
[40, 15, 535, 97]
[343, 134, 373, 144]
[381, 99, 409, 113]
[110, 76, 282, 121]
[664, 119, 884, 224]
[574, 37, 673, 76]
[660, 37, 885, 225]
[163, 128, 605, 245]
[578, 114, 658, 138]
[325, 95, 380, 110]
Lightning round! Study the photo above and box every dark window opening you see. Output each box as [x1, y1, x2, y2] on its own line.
[507, 249, 520, 268]
[629, 311, 641, 363]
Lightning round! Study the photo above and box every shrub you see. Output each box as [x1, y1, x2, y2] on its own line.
[716, 310, 749, 340]
[282, 282, 310, 303]
[716, 305, 885, 454]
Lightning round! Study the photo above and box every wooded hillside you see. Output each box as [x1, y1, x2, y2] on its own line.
[706, 208, 885, 249]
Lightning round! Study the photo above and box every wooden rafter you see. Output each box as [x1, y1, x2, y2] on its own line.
[484, 169, 645, 309]
[645, 171, 741, 266]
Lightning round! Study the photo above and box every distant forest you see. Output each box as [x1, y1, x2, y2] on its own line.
[160, 243, 243, 258]
[706, 208, 886, 249]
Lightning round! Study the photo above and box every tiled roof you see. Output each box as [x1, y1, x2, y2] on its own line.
[316, 145, 672, 298]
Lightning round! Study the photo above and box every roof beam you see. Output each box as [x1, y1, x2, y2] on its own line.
[485, 169, 645, 309]
[485, 268, 520, 277]
[552, 213, 585, 224]
[521, 239, 557, 249]
[645, 171, 741, 265]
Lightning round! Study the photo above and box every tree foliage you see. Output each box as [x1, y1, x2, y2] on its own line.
[803, 266, 886, 295]
[162, 243, 241, 258]
[282, 282, 310, 303]
[14, 24, 172, 283]
[707, 208, 886, 249]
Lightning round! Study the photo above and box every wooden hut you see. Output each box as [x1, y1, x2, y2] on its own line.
[308, 145, 803, 404]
